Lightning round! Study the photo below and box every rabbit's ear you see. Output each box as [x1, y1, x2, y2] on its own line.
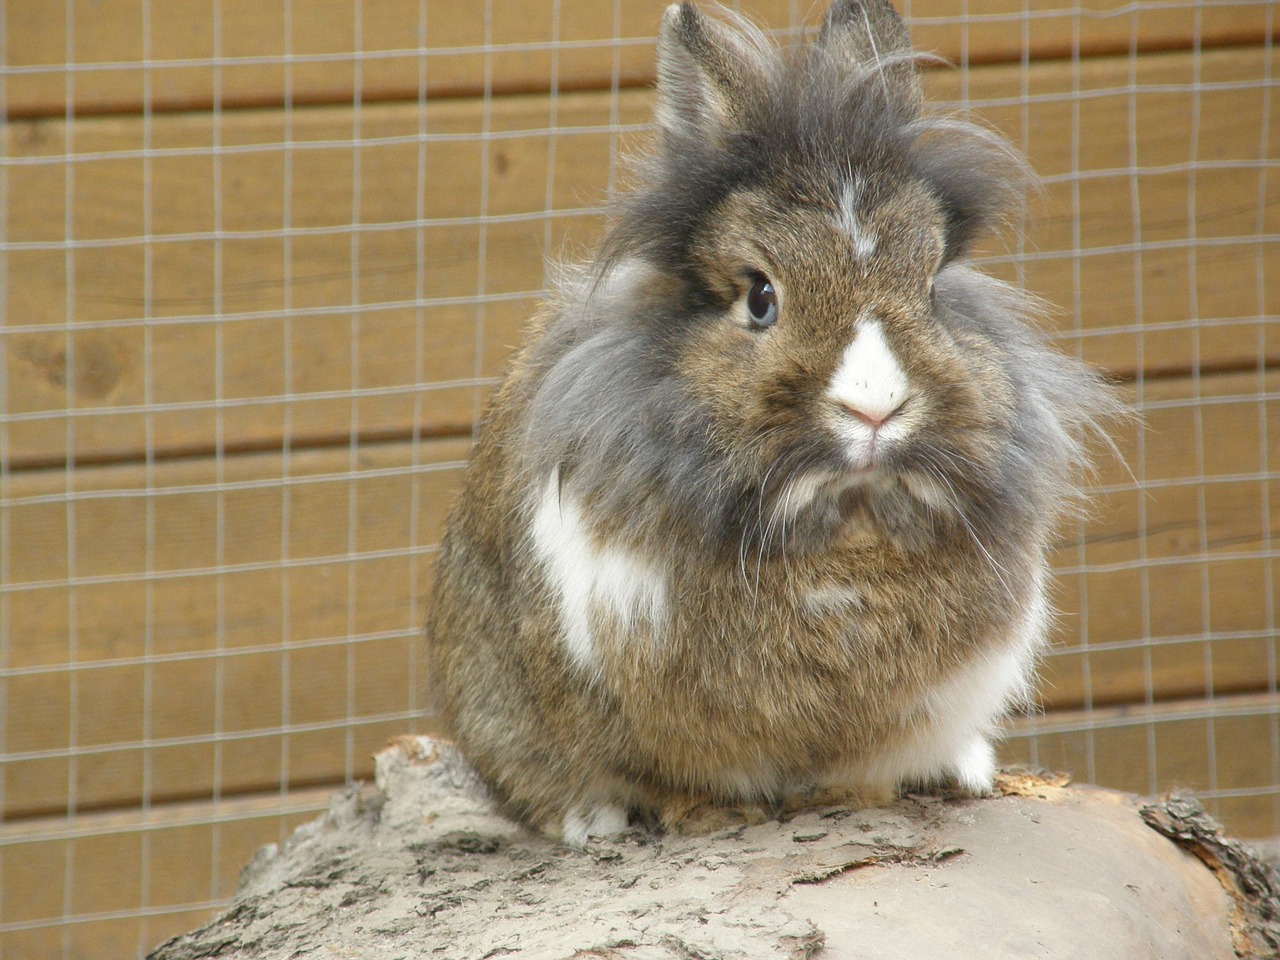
[818, 0, 921, 108]
[655, 3, 768, 141]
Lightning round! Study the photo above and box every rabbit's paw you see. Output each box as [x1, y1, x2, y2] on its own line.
[783, 782, 894, 816]
[948, 736, 997, 797]
[561, 801, 629, 849]
[656, 794, 773, 836]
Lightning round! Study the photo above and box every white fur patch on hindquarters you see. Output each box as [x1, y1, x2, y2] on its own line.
[531, 471, 669, 674]
[949, 735, 997, 796]
[858, 569, 1050, 794]
[562, 802, 629, 848]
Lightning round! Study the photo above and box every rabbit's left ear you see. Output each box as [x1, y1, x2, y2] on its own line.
[655, 3, 770, 143]
[818, 0, 922, 109]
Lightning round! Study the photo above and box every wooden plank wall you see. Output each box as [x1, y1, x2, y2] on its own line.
[3, 1, 1278, 956]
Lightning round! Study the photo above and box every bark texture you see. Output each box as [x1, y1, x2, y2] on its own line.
[148, 736, 1280, 960]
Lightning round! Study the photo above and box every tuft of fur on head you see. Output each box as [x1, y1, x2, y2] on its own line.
[602, 1, 1029, 274]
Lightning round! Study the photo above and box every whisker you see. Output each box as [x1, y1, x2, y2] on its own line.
[915, 453, 1015, 599]
[744, 448, 792, 600]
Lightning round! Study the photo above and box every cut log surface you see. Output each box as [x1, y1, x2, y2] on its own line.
[147, 737, 1280, 960]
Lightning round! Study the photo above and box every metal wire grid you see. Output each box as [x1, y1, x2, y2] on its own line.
[0, 1, 1276, 956]
[1014, 2, 1278, 835]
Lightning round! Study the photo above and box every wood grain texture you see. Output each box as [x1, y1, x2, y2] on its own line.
[4, 370, 1276, 818]
[2, 89, 651, 466]
[6, 0, 1273, 117]
[3, 438, 466, 817]
[1044, 368, 1280, 710]
[5, 46, 1278, 467]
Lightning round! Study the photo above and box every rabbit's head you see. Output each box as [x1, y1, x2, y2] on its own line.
[518, 0, 1107, 563]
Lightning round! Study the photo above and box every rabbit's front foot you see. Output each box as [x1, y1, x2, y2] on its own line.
[949, 736, 998, 797]
[561, 801, 630, 848]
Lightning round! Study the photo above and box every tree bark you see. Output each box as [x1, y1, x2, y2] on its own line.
[149, 736, 1280, 960]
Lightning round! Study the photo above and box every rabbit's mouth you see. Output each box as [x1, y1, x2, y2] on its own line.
[830, 426, 904, 472]
[770, 464, 897, 525]
[758, 457, 965, 553]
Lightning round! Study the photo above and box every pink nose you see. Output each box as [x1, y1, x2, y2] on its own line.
[841, 400, 903, 431]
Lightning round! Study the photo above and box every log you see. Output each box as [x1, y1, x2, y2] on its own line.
[147, 736, 1280, 960]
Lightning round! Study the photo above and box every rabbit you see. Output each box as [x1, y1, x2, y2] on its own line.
[426, 0, 1117, 848]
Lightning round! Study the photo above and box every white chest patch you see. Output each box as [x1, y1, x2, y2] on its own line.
[530, 472, 669, 673]
[826, 317, 913, 464]
[922, 571, 1047, 735]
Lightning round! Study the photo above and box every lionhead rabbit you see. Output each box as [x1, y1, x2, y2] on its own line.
[427, 0, 1115, 846]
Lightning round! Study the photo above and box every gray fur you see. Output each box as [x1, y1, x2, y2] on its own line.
[520, 269, 746, 550]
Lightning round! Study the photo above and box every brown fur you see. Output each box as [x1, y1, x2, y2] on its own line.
[426, 0, 1116, 841]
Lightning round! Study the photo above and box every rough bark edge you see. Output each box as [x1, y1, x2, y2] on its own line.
[147, 736, 951, 960]
[144, 737, 1270, 960]
[1140, 794, 1280, 959]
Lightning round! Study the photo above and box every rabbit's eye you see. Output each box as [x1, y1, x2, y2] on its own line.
[746, 277, 778, 329]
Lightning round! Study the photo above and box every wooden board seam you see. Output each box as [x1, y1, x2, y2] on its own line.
[0, 785, 338, 843]
[1, 711, 424, 767]
[9, 31, 1279, 121]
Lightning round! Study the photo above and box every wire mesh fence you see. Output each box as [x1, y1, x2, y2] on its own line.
[1, 1, 1277, 956]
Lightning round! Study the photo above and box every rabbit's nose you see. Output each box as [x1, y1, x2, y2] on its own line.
[840, 398, 906, 432]
[825, 317, 913, 432]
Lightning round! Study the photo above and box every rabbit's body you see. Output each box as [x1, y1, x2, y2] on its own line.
[428, 0, 1113, 846]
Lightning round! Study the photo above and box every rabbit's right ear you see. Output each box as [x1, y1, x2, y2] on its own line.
[655, 3, 770, 142]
